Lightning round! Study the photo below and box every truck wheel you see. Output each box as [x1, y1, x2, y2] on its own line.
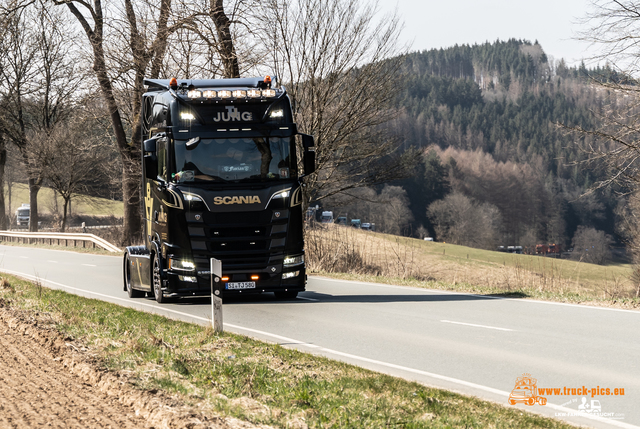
[124, 253, 144, 298]
[152, 255, 165, 303]
[274, 290, 298, 300]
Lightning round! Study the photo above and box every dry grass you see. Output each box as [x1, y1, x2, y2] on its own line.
[0, 273, 576, 428]
[306, 225, 640, 307]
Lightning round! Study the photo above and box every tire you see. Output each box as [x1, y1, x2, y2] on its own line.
[274, 290, 298, 300]
[152, 254, 166, 303]
[124, 253, 144, 298]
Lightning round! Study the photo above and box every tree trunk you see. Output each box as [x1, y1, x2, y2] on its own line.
[0, 131, 7, 230]
[122, 154, 142, 245]
[61, 196, 69, 232]
[28, 177, 40, 232]
[210, 0, 240, 78]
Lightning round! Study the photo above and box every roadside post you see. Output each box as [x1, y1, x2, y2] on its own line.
[210, 258, 223, 333]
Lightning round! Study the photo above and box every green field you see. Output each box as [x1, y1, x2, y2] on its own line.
[0, 274, 576, 429]
[5, 183, 124, 217]
[307, 226, 639, 306]
[389, 235, 634, 290]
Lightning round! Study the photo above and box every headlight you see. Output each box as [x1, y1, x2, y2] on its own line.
[187, 90, 202, 98]
[218, 90, 232, 98]
[284, 255, 304, 267]
[183, 193, 204, 202]
[262, 89, 276, 98]
[168, 258, 195, 271]
[282, 271, 300, 279]
[248, 89, 261, 98]
[183, 192, 209, 210]
[203, 90, 217, 98]
[272, 189, 290, 200]
[270, 109, 284, 118]
[180, 112, 195, 120]
[233, 90, 246, 98]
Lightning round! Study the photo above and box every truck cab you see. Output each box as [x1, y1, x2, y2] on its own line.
[15, 204, 30, 228]
[320, 211, 334, 223]
[123, 76, 315, 303]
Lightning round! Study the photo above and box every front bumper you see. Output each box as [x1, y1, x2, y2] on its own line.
[163, 266, 306, 297]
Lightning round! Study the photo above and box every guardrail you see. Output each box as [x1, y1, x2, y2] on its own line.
[0, 230, 121, 253]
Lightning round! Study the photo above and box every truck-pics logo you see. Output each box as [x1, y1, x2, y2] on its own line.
[214, 196, 261, 205]
[509, 373, 547, 406]
[213, 106, 253, 122]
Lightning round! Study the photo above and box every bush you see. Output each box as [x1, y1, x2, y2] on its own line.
[571, 226, 613, 265]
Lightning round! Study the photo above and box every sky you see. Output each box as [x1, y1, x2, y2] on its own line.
[381, 0, 599, 66]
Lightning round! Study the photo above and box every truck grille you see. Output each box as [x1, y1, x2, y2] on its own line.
[188, 209, 288, 271]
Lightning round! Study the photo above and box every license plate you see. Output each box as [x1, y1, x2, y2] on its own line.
[226, 281, 256, 290]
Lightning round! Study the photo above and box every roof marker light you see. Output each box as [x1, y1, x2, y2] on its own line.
[187, 90, 202, 98]
[233, 90, 246, 98]
[262, 89, 276, 98]
[248, 89, 261, 98]
[203, 90, 217, 98]
[218, 90, 231, 99]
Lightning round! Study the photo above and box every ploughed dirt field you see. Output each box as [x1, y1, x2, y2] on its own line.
[0, 307, 263, 429]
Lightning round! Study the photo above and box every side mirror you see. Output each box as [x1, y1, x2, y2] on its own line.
[304, 149, 316, 175]
[299, 133, 316, 175]
[302, 133, 314, 149]
[143, 137, 159, 180]
[143, 138, 157, 153]
[144, 154, 158, 180]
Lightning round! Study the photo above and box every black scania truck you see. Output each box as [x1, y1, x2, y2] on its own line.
[123, 76, 315, 303]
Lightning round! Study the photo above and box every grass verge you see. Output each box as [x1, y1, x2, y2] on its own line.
[306, 225, 640, 309]
[0, 273, 574, 429]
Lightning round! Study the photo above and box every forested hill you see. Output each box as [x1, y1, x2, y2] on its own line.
[385, 39, 624, 250]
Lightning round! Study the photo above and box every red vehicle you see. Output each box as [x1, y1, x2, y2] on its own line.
[535, 244, 548, 255]
[548, 243, 562, 254]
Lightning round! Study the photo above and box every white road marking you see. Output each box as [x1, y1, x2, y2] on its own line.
[441, 319, 514, 332]
[0, 267, 638, 429]
[81, 264, 96, 267]
[19, 256, 28, 259]
[47, 261, 58, 263]
[316, 277, 640, 314]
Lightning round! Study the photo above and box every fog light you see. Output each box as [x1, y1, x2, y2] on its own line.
[178, 275, 197, 282]
[282, 271, 299, 279]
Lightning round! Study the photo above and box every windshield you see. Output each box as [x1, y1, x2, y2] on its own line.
[17, 209, 29, 216]
[173, 137, 295, 183]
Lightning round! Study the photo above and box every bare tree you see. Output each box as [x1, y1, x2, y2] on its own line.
[571, 225, 613, 265]
[0, 0, 82, 231]
[1, 2, 43, 231]
[29, 112, 111, 231]
[569, 1, 640, 189]
[427, 192, 502, 249]
[376, 185, 413, 235]
[52, 0, 194, 243]
[258, 0, 413, 207]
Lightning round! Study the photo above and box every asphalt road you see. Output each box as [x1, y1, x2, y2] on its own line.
[0, 244, 638, 429]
